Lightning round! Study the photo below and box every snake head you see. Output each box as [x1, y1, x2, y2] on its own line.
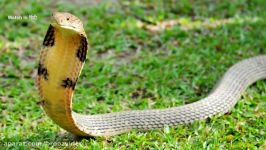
[51, 12, 86, 35]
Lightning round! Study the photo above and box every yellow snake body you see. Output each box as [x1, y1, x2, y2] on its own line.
[37, 13, 87, 136]
[37, 12, 266, 137]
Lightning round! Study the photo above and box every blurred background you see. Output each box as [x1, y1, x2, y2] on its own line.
[1, 0, 266, 149]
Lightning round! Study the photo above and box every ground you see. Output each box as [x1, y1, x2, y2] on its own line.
[0, 0, 266, 149]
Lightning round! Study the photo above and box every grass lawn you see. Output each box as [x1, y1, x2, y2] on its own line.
[1, 0, 266, 149]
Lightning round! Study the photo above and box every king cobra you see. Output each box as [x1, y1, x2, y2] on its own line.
[36, 12, 266, 137]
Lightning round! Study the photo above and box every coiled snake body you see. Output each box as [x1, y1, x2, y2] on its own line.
[36, 12, 266, 137]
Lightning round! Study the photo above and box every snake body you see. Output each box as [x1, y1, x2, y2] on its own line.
[37, 12, 266, 137]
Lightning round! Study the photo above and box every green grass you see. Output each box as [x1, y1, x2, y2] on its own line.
[1, 0, 266, 149]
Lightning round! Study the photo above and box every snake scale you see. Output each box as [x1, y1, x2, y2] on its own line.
[36, 12, 266, 137]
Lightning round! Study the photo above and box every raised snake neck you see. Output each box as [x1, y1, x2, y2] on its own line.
[36, 12, 266, 137]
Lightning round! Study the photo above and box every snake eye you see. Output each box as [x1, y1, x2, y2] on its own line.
[67, 17, 70, 20]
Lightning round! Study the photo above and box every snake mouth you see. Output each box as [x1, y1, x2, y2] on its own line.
[50, 17, 79, 33]
[60, 24, 78, 31]
[51, 22, 79, 32]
